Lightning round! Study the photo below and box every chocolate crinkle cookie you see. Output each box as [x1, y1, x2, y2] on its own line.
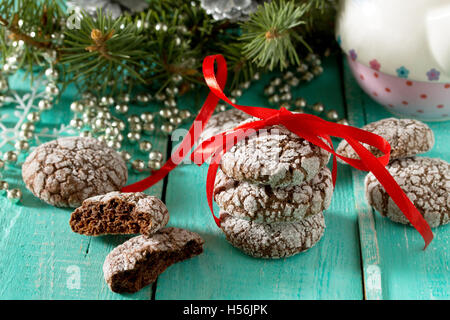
[214, 167, 333, 223]
[22, 137, 128, 207]
[103, 227, 204, 293]
[219, 211, 325, 259]
[365, 157, 449, 228]
[220, 124, 331, 187]
[337, 118, 434, 163]
[197, 108, 252, 145]
[70, 192, 169, 236]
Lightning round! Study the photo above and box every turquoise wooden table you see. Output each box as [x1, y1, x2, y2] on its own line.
[0, 55, 448, 300]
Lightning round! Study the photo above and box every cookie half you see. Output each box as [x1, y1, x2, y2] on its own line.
[337, 118, 434, 163]
[214, 167, 333, 223]
[70, 192, 169, 236]
[219, 211, 325, 259]
[220, 124, 331, 187]
[103, 227, 204, 293]
[365, 157, 449, 227]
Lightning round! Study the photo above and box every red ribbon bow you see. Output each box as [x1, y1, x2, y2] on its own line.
[122, 54, 433, 249]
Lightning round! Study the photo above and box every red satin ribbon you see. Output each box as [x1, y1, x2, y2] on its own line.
[122, 54, 433, 249]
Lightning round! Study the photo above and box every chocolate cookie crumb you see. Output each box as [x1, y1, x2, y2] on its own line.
[220, 211, 325, 258]
[214, 167, 333, 223]
[337, 118, 434, 163]
[365, 157, 449, 227]
[22, 137, 128, 207]
[103, 227, 204, 293]
[70, 192, 169, 236]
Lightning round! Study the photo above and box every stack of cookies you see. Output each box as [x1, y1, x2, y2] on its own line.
[200, 111, 334, 259]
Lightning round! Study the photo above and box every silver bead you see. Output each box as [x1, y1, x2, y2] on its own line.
[132, 159, 146, 171]
[105, 127, 120, 137]
[139, 141, 153, 152]
[45, 83, 59, 96]
[140, 112, 154, 123]
[7, 188, 22, 202]
[84, 98, 96, 108]
[164, 98, 177, 108]
[120, 151, 132, 162]
[337, 118, 350, 126]
[93, 118, 106, 130]
[169, 116, 182, 126]
[0, 180, 8, 190]
[296, 63, 308, 73]
[129, 123, 142, 133]
[96, 110, 112, 120]
[27, 112, 41, 123]
[20, 130, 34, 139]
[127, 131, 141, 142]
[159, 108, 173, 119]
[326, 110, 339, 121]
[70, 118, 84, 129]
[253, 72, 260, 81]
[115, 104, 129, 114]
[240, 81, 251, 89]
[21, 122, 35, 132]
[0, 78, 8, 91]
[270, 77, 282, 86]
[111, 120, 126, 131]
[268, 94, 280, 105]
[312, 66, 324, 76]
[217, 104, 227, 112]
[302, 72, 314, 82]
[118, 93, 131, 103]
[15, 140, 29, 151]
[107, 139, 121, 150]
[312, 103, 325, 113]
[288, 77, 300, 87]
[148, 160, 162, 170]
[149, 151, 163, 162]
[3, 151, 18, 163]
[165, 86, 179, 97]
[2, 63, 17, 74]
[179, 110, 191, 120]
[143, 122, 155, 134]
[70, 101, 84, 113]
[161, 123, 174, 134]
[44, 68, 59, 80]
[155, 22, 168, 32]
[155, 92, 166, 101]
[170, 108, 179, 115]
[231, 89, 242, 98]
[136, 93, 150, 103]
[80, 130, 92, 138]
[294, 98, 307, 108]
[100, 96, 114, 106]
[283, 71, 294, 80]
[279, 84, 291, 93]
[280, 92, 292, 101]
[264, 85, 275, 96]
[127, 115, 141, 124]
[172, 74, 182, 84]
[96, 135, 107, 143]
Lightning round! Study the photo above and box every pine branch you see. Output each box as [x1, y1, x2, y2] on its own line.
[240, 0, 311, 70]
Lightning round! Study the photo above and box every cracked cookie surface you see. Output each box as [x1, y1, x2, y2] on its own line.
[337, 118, 434, 162]
[220, 124, 330, 187]
[22, 137, 128, 207]
[214, 167, 333, 223]
[70, 192, 169, 236]
[219, 211, 325, 258]
[103, 227, 204, 293]
[365, 157, 449, 227]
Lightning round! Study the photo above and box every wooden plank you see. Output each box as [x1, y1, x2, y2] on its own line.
[343, 57, 450, 300]
[155, 56, 364, 299]
[0, 74, 167, 299]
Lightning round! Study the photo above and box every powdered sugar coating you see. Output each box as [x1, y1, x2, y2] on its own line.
[70, 191, 169, 236]
[214, 167, 333, 223]
[22, 137, 128, 207]
[198, 108, 252, 144]
[337, 118, 434, 163]
[220, 124, 331, 187]
[365, 157, 449, 228]
[103, 227, 204, 293]
[220, 211, 325, 258]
